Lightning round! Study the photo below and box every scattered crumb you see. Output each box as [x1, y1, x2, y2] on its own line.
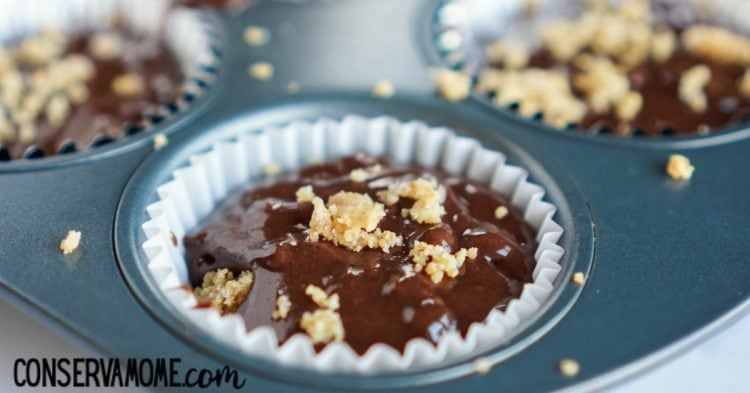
[572, 272, 586, 285]
[377, 178, 446, 224]
[248, 62, 274, 81]
[153, 133, 168, 150]
[300, 308, 344, 344]
[651, 29, 677, 63]
[484, 41, 529, 70]
[431, 68, 471, 102]
[615, 91, 643, 122]
[243, 26, 270, 47]
[287, 81, 300, 94]
[59, 230, 81, 255]
[272, 294, 291, 320]
[295, 185, 315, 203]
[682, 25, 750, 66]
[349, 164, 382, 182]
[193, 269, 254, 314]
[559, 358, 581, 378]
[679, 65, 711, 113]
[474, 357, 492, 375]
[666, 154, 695, 181]
[494, 205, 509, 219]
[409, 241, 478, 284]
[308, 192, 403, 252]
[45, 94, 70, 127]
[89, 32, 122, 60]
[264, 162, 281, 177]
[305, 285, 340, 310]
[112, 73, 145, 98]
[372, 79, 395, 99]
[573, 55, 630, 115]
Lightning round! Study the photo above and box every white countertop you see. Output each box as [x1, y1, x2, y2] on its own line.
[0, 298, 747, 392]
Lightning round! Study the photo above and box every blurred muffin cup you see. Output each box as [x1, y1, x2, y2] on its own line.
[0, 0, 220, 160]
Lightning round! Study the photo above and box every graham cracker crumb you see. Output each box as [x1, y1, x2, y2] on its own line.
[248, 62, 274, 81]
[615, 91, 643, 122]
[572, 272, 586, 285]
[739, 69, 750, 98]
[409, 241, 478, 284]
[66, 82, 90, 104]
[272, 294, 291, 320]
[484, 41, 529, 70]
[264, 162, 281, 177]
[573, 55, 630, 115]
[45, 94, 70, 127]
[372, 79, 395, 99]
[59, 230, 82, 255]
[679, 65, 711, 113]
[378, 178, 446, 225]
[243, 26, 270, 47]
[193, 268, 254, 314]
[89, 32, 122, 60]
[474, 357, 492, 375]
[651, 29, 677, 63]
[154, 133, 168, 150]
[349, 164, 382, 182]
[666, 154, 695, 181]
[112, 73, 145, 98]
[305, 285, 340, 310]
[494, 205, 509, 219]
[559, 358, 581, 378]
[295, 185, 315, 203]
[431, 68, 471, 102]
[682, 25, 750, 66]
[308, 192, 403, 253]
[300, 308, 345, 344]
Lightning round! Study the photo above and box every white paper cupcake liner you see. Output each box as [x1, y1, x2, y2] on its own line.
[140, 115, 565, 373]
[0, 0, 219, 158]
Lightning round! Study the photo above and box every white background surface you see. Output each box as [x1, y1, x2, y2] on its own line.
[0, 297, 747, 392]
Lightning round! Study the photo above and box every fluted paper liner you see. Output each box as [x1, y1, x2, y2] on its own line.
[141, 116, 565, 373]
[0, 0, 218, 158]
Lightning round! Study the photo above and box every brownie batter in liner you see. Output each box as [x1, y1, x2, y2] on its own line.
[0, 0, 219, 160]
[141, 116, 565, 373]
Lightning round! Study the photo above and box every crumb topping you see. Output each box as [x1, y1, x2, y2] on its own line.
[295, 185, 315, 203]
[272, 294, 291, 320]
[308, 191, 403, 253]
[349, 164, 382, 182]
[59, 230, 81, 255]
[248, 62, 274, 81]
[682, 25, 750, 66]
[372, 79, 395, 98]
[305, 285, 340, 310]
[300, 284, 344, 344]
[573, 55, 630, 115]
[494, 205, 509, 219]
[194, 269, 254, 314]
[679, 65, 711, 113]
[739, 69, 750, 98]
[112, 73, 145, 98]
[376, 177, 446, 225]
[485, 41, 529, 70]
[0, 30, 96, 146]
[666, 154, 695, 181]
[88, 32, 122, 60]
[300, 308, 345, 344]
[431, 68, 471, 102]
[615, 91, 643, 122]
[409, 241, 478, 284]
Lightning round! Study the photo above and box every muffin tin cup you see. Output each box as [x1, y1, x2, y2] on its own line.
[431, 0, 750, 138]
[0, 0, 221, 161]
[139, 114, 565, 373]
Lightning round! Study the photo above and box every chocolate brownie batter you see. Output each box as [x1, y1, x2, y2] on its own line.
[3, 31, 182, 159]
[184, 155, 538, 354]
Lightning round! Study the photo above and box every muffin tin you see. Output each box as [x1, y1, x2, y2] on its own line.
[0, 0, 748, 391]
